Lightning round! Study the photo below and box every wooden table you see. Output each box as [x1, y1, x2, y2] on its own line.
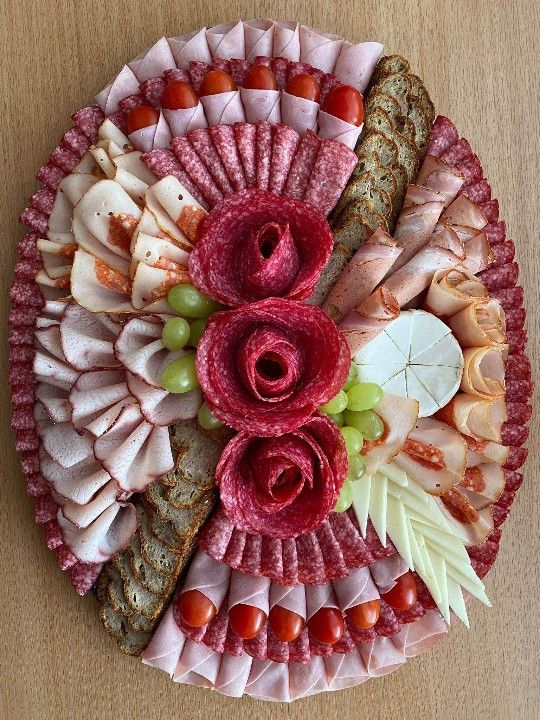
[1, 1, 538, 718]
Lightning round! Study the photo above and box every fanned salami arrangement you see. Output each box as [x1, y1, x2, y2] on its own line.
[10, 20, 532, 702]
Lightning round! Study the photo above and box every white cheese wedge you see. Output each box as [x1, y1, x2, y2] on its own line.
[355, 310, 464, 417]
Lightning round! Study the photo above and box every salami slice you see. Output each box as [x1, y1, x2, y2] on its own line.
[462, 179, 491, 204]
[141, 148, 208, 207]
[504, 307, 525, 331]
[440, 138, 472, 165]
[426, 116, 459, 158]
[269, 124, 300, 195]
[479, 262, 518, 291]
[209, 124, 246, 191]
[171, 136, 223, 206]
[303, 139, 358, 216]
[506, 402, 532, 425]
[491, 285, 524, 311]
[234, 123, 257, 188]
[189, 61, 212, 92]
[484, 220, 506, 244]
[256, 120, 272, 190]
[506, 354, 532, 381]
[188, 127, 233, 195]
[283, 131, 321, 200]
[504, 446, 528, 470]
[503, 470, 524, 492]
[61, 127, 92, 157]
[71, 106, 104, 141]
[230, 58, 251, 86]
[29, 187, 55, 215]
[118, 94, 145, 114]
[36, 162, 67, 190]
[479, 199, 500, 224]
[506, 378, 533, 403]
[501, 424, 528, 447]
[506, 329, 528, 355]
[19, 207, 48, 234]
[139, 76, 166, 107]
[50, 145, 81, 173]
[163, 67, 190, 84]
[491, 240, 515, 266]
[455, 154, 483, 187]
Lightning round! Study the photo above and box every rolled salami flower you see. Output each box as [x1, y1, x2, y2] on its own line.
[163, 103, 207, 137]
[128, 110, 172, 152]
[424, 268, 489, 317]
[280, 91, 319, 134]
[207, 21, 245, 59]
[128, 37, 176, 82]
[273, 21, 301, 61]
[461, 346, 506, 399]
[332, 566, 380, 610]
[416, 154, 465, 207]
[240, 87, 281, 123]
[95, 65, 140, 114]
[333, 41, 384, 93]
[180, 550, 231, 613]
[389, 185, 446, 273]
[168, 28, 212, 68]
[322, 228, 402, 322]
[447, 298, 507, 347]
[299, 25, 343, 74]
[317, 110, 363, 149]
[244, 19, 274, 61]
[436, 394, 508, 443]
[339, 285, 400, 355]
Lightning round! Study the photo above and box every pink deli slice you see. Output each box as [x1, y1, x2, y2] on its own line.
[168, 29, 212, 68]
[333, 41, 383, 93]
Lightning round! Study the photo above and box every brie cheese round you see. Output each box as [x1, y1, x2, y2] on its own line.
[354, 310, 464, 417]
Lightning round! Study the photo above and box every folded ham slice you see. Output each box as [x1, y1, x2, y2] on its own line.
[163, 103, 208, 137]
[200, 90, 246, 126]
[244, 20, 274, 61]
[436, 395, 508, 443]
[280, 92, 319, 135]
[95, 65, 140, 114]
[323, 228, 402, 323]
[128, 111, 172, 153]
[424, 268, 489, 317]
[416, 155, 465, 208]
[69, 369, 134, 436]
[461, 232, 493, 274]
[168, 29, 212, 68]
[273, 21, 301, 61]
[207, 21, 246, 59]
[270, 583, 307, 620]
[126, 371, 202, 425]
[317, 111, 363, 149]
[180, 550, 231, 612]
[447, 298, 507, 347]
[240, 88, 281, 124]
[228, 572, 271, 615]
[461, 347, 506, 399]
[333, 41, 383, 93]
[332, 566, 380, 609]
[128, 37, 177, 82]
[299, 26, 343, 74]
[40, 447, 112, 506]
[339, 285, 400, 355]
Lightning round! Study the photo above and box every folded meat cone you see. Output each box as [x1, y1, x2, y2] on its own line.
[436, 394, 508, 443]
[447, 299, 507, 347]
[280, 92, 319, 135]
[424, 268, 489, 317]
[339, 285, 400, 355]
[461, 347, 506, 399]
[332, 41, 383, 93]
[322, 228, 402, 323]
[273, 21, 301, 61]
[461, 232, 493, 274]
[163, 103, 208, 137]
[240, 88, 281, 124]
[415, 155, 465, 207]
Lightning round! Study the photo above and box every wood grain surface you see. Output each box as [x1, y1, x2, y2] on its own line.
[1, 1, 538, 718]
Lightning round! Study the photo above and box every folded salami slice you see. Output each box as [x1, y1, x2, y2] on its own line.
[139, 76, 166, 107]
[273, 21, 301, 61]
[299, 26, 343, 74]
[171, 136, 223, 206]
[244, 20, 274, 61]
[207, 21, 246, 59]
[303, 139, 358, 215]
[168, 28, 212, 68]
[234, 123, 257, 187]
[268, 124, 300, 194]
[283, 131, 321, 200]
[333, 41, 383, 93]
[255, 120, 272, 190]
[187, 127, 233, 195]
[427, 116, 459, 158]
[208, 124, 246, 191]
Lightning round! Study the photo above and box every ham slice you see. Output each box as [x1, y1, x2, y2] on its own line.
[362, 393, 420, 474]
[60, 302, 121, 371]
[460, 463, 506, 508]
[69, 369, 133, 436]
[240, 88, 281, 124]
[358, 636, 406, 677]
[269, 583, 306, 619]
[393, 609, 447, 657]
[142, 604, 186, 675]
[163, 103, 208, 137]
[464, 437, 509, 467]
[424, 268, 489, 317]
[244, 20, 274, 61]
[128, 37, 177, 82]
[323, 228, 402, 322]
[461, 347, 506, 399]
[447, 298, 507, 347]
[461, 232, 493, 274]
[416, 155, 465, 207]
[228, 571, 271, 615]
[394, 417, 467, 495]
[126, 371, 201, 425]
[340, 285, 400, 355]
[128, 111, 172, 153]
[180, 550, 231, 612]
[168, 29, 212, 68]
[60, 479, 118, 528]
[317, 110, 363, 149]
[95, 65, 140, 114]
[272, 22, 301, 61]
[369, 555, 410, 594]
[438, 194, 488, 230]
[206, 21, 245, 59]
[280, 92, 319, 135]
[437, 498, 494, 547]
[40, 447, 112, 506]
[333, 41, 383, 93]
[305, 582, 339, 620]
[332, 566, 380, 609]
[200, 91, 246, 126]
[436, 395, 508, 443]
[299, 26, 343, 73]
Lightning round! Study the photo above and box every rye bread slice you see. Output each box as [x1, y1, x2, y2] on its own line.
[127, 535, 175, 597]
[100, 604, 150, 656]
[355, 131, 399, 167]
[105, 566, 155, 633]
[407, 74, 435, 120]
[333, 165, 397, 219]
[372, 55, 411, 81]
[332, 210, 385, 252]
[370, 73, 411, 114]
[364, 100, 416, 141]
[405, 101, 432, 152]
[114, 552, 166, 619]
[308, 243, 353, 307]
[139, 510, 182, 575]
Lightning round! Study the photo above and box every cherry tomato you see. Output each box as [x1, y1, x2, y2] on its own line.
[268, 605, 305, 642]
[322, 85, 364, 126]
[346, 599, 381, 630]
[307, 607, 344, 645]
[162, 81, 199, 110]
[243, 65, 279, 91]
[229, 603, 267, 640]
[175, 590, 217, 628]
[381, 572, 418, 611]
[199, 69, 237, 97]
[284, 74, 321, 103]
[127, 105, 160, 134]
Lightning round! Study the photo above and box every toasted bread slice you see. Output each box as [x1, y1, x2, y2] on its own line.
[309, 244, 353, 307]
[371, 55, 411, 81]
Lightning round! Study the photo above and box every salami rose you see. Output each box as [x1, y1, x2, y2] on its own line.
[216, 413, 348, 538]
[188, 189, 333, 306]
[196, 297, 350, 435]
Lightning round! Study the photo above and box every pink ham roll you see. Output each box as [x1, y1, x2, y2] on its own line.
[128, 111, 172, 152]
[244, 19, 274, 61]
[163, 103, 207, 137]
[206, 21, 245, 59]
[333, 41, 384, 93]
[240, 88, 281, 124]
[273, 21, 301, 61]
[201, 91, 246, 126]
[317, 110, 363, 149]
[280, 92, 319, 135]
[95, 65, 140, 115]
[168, 28, 212, 68]
[299, 25, 343, 74]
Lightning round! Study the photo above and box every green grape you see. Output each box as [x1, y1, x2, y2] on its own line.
[347, 453, 367, 482]
[343, 362, 359, 391]
[167, 284, 221, 319]
[320, 389, 348, 415]
[189, 318, 207, 346]
[346, 382, 383, 412]
[328, 412, 344, 427]
[161, 317, 190, 351]
[333, 481, 353, 513]
[340, 425, 364, 455]
[161, 352, 199, 394]
[343, 409, 385, 440]
[197, 403, 224, 430]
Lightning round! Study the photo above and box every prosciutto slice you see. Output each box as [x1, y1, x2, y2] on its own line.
[448, 299, 507, 347]
[323, 228, 402, 323]
[424, 268, 489, 317]
[461, 347, 506, 399]
[333, 41, 384, 93]
[436, 395, 508, 443]
[340, 285, 400, 355]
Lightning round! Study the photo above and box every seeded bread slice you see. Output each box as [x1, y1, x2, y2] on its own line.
[354, 131, 399, 167]
[332, 209, 385, 252]
[127, 535, 175, 596]
[138, 511, 182, 575]
[371, 73, 411, 114]
[114, 552, 167, 618]
[100, 604, 149, 656]
[309, 243, 353, 307]
[105, 566, 155, 633]
[372, 55, 411, 81]
[407, 74, 435, 119]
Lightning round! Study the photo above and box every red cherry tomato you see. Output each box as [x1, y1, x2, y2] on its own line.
[307, 607, 344, 645]
[175, 590, 217, 628]
[199, 69, 237, 97]
[346, 600, 381, 630]
[268, 605, 305, 642]
[243, 65, 279, 91]
[162, 81, 199, 110]
[322, 85, 364, 126]
[127, 105, 160, 134]
[381, 572, 418, 611]
[229, 603, 267, 640]
[284, 73, 321, 103]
